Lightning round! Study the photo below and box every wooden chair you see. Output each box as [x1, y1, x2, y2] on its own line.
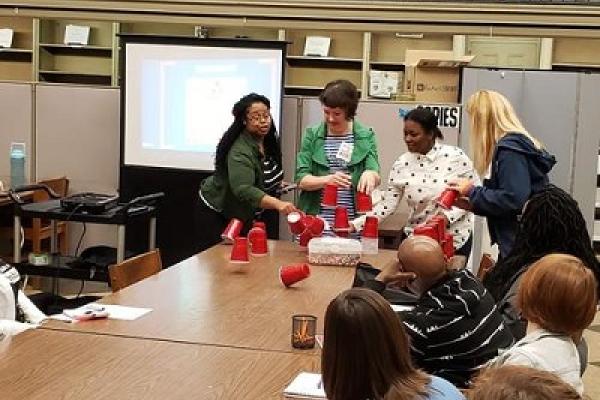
[477, 253, 496, 282]
[108, 249, 162, 292]
[24, 177, 70, 255]
[0, 177, 69, 258]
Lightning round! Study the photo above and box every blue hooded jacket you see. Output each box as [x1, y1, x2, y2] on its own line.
[469, 133, 556, 258]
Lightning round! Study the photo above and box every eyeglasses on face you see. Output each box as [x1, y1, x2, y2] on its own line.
[247, 112, 272, 123]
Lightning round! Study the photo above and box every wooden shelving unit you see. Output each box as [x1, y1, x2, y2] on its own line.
[38, 19, 116, 86]
[0, 16, 35, 82]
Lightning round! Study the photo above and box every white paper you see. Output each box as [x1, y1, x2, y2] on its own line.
[303, 36, 331, 57]
[0, 28, 13, 48]
[369, 70, 401, 99]
[391, 304, 414, 313]
[64, 24, 90, 46]
[99, 304, 152, 320]
[49, 303, 152, 322]
[284, 372, 326, 399]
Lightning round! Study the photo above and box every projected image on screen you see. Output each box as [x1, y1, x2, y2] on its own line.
[124, 42, 283, 171]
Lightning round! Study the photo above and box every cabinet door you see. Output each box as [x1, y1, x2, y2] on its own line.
[467, 37, 541, 69]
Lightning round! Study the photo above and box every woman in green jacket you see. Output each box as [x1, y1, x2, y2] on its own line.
[295, 80, 380, 235]
[197, 93, 297, 250]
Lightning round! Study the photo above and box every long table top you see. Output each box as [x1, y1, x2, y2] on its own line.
[43, 240, 397, 353]
[0, 329, 319, 400]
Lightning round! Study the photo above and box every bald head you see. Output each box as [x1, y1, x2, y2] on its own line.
[397, 236, 447, 284]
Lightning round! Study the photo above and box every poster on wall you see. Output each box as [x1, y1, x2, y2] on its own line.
[398, 105, 461, 130]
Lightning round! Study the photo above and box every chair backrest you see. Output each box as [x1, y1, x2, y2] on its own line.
[108, 249, 163, 292]
[477, 253, 496, 282]
[33, 176, 69, 202]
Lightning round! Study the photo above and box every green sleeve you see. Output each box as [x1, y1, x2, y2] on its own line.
[228, 149, 265, 209]
[365, 129, 381, 173]
[294, 127, 315, 183]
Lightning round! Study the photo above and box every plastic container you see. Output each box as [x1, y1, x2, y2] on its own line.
[308, 237, 362, 267]
[10, 142, 25, 189]
[361, 237, 379, 255]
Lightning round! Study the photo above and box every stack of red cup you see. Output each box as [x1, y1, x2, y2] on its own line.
[413, 224, 440, 242]
[248, 226, 268, 256]
[355, 191, 372, 213]
[362, 216, 379, 239]
[333, 207, 350, 237]
[321, 184, 338, 208]
[288, 211, 326, 248]
[413, 216, 455, 259]
[442, 232, 454, 258]
[230, 236, 250, 263]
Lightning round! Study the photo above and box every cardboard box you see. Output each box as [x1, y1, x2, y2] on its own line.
[403, 50, 474, 103]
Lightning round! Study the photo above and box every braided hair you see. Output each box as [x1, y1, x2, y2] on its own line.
[484, 184, 600, 301]
[214, 93, 281, 171]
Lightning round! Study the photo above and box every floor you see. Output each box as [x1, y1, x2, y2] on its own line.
[583, 310, 600, 399]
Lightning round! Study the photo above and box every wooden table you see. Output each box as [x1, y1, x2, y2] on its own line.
[0, 329, 319, 400]
[43, 240, 397, 353]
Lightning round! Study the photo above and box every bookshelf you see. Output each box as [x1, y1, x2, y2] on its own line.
[0, 16, 35, 82]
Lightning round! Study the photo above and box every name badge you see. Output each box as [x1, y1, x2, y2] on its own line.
[0, 262, 20, 285]
[336, 142, 354, 163]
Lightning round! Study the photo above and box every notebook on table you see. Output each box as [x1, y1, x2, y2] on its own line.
[283, 372, 326, 399]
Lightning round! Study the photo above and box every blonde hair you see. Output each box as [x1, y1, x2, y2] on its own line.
[466, 90, 542, 176]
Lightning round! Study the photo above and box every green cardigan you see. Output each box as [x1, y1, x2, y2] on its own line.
[294, 120, 380, 215]
[200, 131, 266, 223]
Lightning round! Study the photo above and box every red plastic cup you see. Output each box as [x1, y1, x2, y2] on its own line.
[230, 236, 250, 263]
[301, 215, 316, 232]
[298, 229, 314, 247]
[443, 233, 455, 258]
[437, 189, 459, 210]
[321, 184, 338, 208]
[413, 224, 439, 242]
[308, 216, 325, 236]
[221, 218, 243, 244]
[279, 263, 311, 287]
[334, 207, 350, 229]
[428, 215, 446, 239]
[248, 227, 268, 256]
[356, 191, 373, 213]
[362, 216, 379, 238]
[334, 207, 350, 237]
[252, 221, 267, 232]
[287, 211, 306, 235]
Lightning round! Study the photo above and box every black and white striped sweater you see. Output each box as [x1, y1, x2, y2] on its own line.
[365, 269, 513, 388]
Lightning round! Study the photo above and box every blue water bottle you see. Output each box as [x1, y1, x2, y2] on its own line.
[10, 143, 26, 189]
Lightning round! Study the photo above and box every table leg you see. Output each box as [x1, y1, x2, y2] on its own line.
[117, 225, 126, 263]
[148, 217, 156, 251]
[13, 215, 21, 264]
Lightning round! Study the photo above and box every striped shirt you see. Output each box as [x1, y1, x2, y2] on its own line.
[262, 156, 284, 196]
[364, 269, 513, 388]
[320, 133, 356, 237]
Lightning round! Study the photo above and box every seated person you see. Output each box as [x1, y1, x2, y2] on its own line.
[0, 258, 46, 337]
[360, 236, 513, 388]
[322, 287, 465, 400]
[468, 365, 582, 400]
[487, 254, 596, 395]
[483, 185, 600, 340]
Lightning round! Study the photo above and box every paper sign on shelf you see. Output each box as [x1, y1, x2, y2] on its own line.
[0, 29, 14, 48]
[64, 25, 90, 46]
